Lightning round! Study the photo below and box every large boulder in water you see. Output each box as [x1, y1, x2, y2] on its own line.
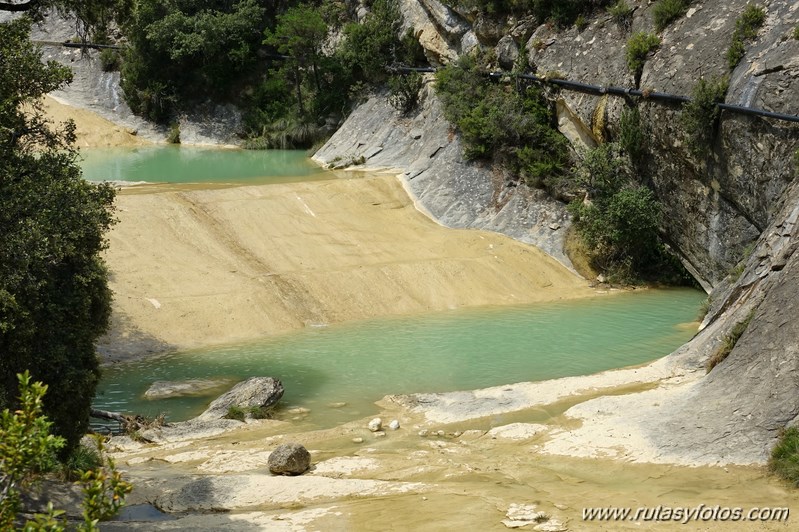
[268, 443, 311, 475]
[197, 377, 284, 421]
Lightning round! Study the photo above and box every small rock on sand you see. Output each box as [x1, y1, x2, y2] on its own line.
[368, 418, 382, 432]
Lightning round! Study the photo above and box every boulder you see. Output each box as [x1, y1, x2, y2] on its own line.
[268, 443, 311, 475]
[143, 378, 232, 399]
[368, 418, 383, 432]
[495, 35, 519, 70]
[197, 377, 284, 421]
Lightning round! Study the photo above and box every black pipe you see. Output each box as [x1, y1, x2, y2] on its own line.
[394, 66, 799, 124]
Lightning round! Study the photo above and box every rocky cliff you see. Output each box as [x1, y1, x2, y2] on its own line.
[316, 0, 799, 463]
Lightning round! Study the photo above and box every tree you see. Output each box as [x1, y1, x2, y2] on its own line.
[263, 4, 328, 116]
[121, 0, 267, 122]
[0, 17, 116, 455]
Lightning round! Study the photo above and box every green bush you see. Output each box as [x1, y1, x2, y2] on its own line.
[706, 311, 754, 372]
[726, 4, 766, 70]
[435, 59, 570, 193]
[167, 122, 180, 144]
[607, 0, 633, 31]
[99, 48, 121, 72]
[618, 105, 647, 164]
[681, 75, 729, 156]
[770, 427, 799, 487]
[652, 0, 691, 32]
[226, 404, 271, 421]
[794, 26, 799, 40]
[388, 72, 424, 114]
[626, 32, 660, 84]
[1, 373, 132, 531]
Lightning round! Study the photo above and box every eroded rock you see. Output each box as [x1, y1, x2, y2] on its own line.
[197, 377, 284, 421]
[268, 443, 311, 476]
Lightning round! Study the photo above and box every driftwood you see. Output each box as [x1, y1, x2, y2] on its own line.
[90, 408, 166, 440]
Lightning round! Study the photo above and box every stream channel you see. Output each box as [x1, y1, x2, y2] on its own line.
[83, 146, 704, 430]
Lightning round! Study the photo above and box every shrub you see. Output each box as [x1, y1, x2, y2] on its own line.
[607, 0, 633, 31]
[618, 105, 647, 164]
[626, 32, 660, 85]
[575, 14, 589, 32]
[63, 443, 103, 481]
[652, 0, 691, 32]
[726, 4, 766, 70]
[0, 373, 131, 530]
[226, 405, 272, 421]
[99, 48, 121, 72]
[681, 76, 729, 156]
[167, 122, 181, 144]
[435, 59, 571, 194]
[388, 72, 424, 114]
[794, 26, 799, 40]
[769, 427, 799, 487]
[706, 311, 754, 372]
[570, 184, 664, 283]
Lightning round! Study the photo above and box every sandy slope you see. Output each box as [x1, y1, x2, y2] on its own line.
[102, 175, 594, 360]
[43, 94, 594, 361]
[43, 95, 147, 148]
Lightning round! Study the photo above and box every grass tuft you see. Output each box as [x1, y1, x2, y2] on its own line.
[769, 427, 799, 486]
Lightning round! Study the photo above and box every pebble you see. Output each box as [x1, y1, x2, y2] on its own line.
[388, 419, 400, 430]
[352, 437, 364, 444]
[418, 429, 429, 437]
[373, 431, 386, 438]
[367, 418, 382, 432]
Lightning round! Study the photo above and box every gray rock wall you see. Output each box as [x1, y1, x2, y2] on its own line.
[397, 0, 799, 289]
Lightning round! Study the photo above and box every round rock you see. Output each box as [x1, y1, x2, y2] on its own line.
[268, 443, 311, 476]
[367, 417, 382, 432]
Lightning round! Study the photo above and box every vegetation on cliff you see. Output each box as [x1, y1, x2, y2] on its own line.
[117, 0, 425, 148]
[770, 427, 799, 487]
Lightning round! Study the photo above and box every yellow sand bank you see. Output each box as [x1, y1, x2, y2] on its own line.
[103, 176, 593, 358]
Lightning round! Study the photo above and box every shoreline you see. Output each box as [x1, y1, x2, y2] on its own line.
[48, 97, 799, 530]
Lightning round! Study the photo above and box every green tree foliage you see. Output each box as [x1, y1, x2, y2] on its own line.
[338, 0, 404, 83]
[121, 0, 268, 122]
[0, 18, 115, 454]
[434, 58, 570, 192]
[568, 143, 680, 282]
[726, 4, 766, 70]
[264, 4, 328, 116]
[0, 373, 132, 531]
[681, 75, 729, 157]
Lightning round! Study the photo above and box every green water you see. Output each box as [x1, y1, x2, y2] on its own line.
[95, 288, 703, 428]
[79, 146, 328, 185]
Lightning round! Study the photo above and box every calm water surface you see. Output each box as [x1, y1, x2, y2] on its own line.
[79, 145, 328, 185]
[96, 288, 703, 428]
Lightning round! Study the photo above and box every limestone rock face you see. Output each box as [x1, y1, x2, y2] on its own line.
[268, 443, 311, 475]
[197, 377, 284, 421]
